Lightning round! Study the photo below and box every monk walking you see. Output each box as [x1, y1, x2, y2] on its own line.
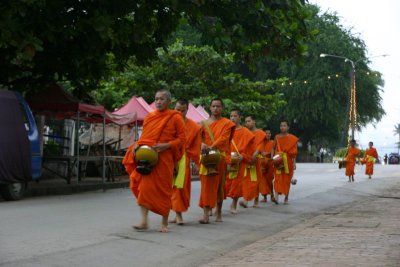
[199, 98, 235, 223]
[226, 109, 255, 213]
[123, 90, 186, 232]
[272, 120, 298, 204]
[363, 141, 378, 179]
[242, 115, 266, 208]
[170, 99, 202, 225]
[260, 128, 275, 203]
[345, 139, 361, 182]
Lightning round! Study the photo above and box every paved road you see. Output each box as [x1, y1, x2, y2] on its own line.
[1, 163, 399, 267]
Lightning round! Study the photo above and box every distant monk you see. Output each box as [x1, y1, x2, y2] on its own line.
[364, 141, 378, 179]
[272, 119, 299, 204]
[260, 127, 276, 203]
[241, 115, 266, 208]
[199, 98, 235, 224]
[170, 99, 201, 225]
[226, 109, 255, 213]
[345, 139, 361, 182]
[122, 89, 185, 233]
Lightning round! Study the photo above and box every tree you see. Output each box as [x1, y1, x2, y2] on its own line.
[251, 5, 385, 149]
[95, 41, 286, 126]
[0, 1, 315, 95]
[394, 123, 400, 153]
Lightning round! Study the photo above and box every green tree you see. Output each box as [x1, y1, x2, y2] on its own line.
[253, 5, 385, 149]
[95, 41, 286, 125]
[0, 0, 314, 95]
[394, 123, 400, 153]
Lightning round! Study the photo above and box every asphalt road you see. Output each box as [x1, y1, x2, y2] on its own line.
[1, 163, 400, 267]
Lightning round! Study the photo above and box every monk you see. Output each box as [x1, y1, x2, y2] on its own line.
[260, 128, 276, 203]
[344, 139, 360, 182]
[170, 99, 202, 225]
[363, 141, 378, 179]
[272, 120, 299, 204]
[199, 98, 235, 224]
[345, 139, 361, 182]
[226, 109, 255, 214]
[241, 115, 266, 208]
[122, 90, 186, 233]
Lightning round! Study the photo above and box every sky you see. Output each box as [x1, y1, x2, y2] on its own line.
[309, 0, 400, 155]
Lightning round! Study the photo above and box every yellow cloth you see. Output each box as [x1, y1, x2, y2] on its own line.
[229, 170, 238, 179]
[275, 152, 289, 174]
[244, 165, 258, 181]
[173, 153, 186, 188]
[199, 152, 225, 176]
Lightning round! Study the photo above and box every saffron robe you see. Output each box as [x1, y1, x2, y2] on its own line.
[273, 134, 298, 196]
[123, 109, 185, 216]
[261, 139, 274, 196]
[364, 147, 378, 176]
[252, 129, 267, 196]
[199, 118, 235, 208]
[171, 118, 201, 212]
[226, 127, 255, 198]
[345, 147, 360, 176]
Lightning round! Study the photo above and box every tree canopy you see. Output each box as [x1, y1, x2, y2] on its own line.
[0, 0, 314, 93]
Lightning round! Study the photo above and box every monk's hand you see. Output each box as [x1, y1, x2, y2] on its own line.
[201, 143, 210, 153]
[153, 143, 171, 153]
[293, 162, 297, 170]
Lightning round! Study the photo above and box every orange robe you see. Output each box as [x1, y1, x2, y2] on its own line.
[171, 118, 201, 212]
[261, 140, 274, 196]
[199, 118, 235, 208]
[226, 127, 254, 198]
[345, 147, 360, 176]
[252, 129, 267, 196]
[122, 109, 185, 216]
[274, 134, 298, 196]
[364, 147, 378, 176]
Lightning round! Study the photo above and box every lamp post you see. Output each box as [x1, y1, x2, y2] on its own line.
[319, 53, 387, 144]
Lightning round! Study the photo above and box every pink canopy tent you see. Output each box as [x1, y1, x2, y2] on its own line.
[196, 105, 209, 119]
[113, 96, 153, 122]
[149, 102, 208, 123]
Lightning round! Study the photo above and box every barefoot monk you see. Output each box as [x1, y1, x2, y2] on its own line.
[123, 89, 186, 232]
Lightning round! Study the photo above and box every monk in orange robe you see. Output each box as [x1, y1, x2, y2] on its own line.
[225, 109, 255, 214]
[363, 141, 378, 179]
[199, 98, 235, 224]
[240, 115, 266, 208]
[122, 90, 185, 232]
[272, 120, 299, 204]
[345, 139, 361, 182]
[260, 128, 276, 203]
[170, 99, 201, 225]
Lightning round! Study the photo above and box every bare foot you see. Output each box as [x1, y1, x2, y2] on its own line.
[168, 218, 177, 224]
[199, 219, 209, 224]
[230, 208, 238, 214]
[215, 216, 223, 223]
[284, 197, 289, 205]
[159, 225, 169, 233]
[239, 200, 248, 208]
[272, 196, 278, 205]
[133, 224, 148, 231]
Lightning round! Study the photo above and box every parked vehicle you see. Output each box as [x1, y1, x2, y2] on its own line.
[388, 153, 400, 165]
[0, 90, 41, 200]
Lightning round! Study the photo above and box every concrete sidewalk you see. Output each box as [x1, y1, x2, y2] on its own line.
[202, 186, 400, 267]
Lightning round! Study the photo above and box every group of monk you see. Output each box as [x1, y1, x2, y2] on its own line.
[344, 140, 379, 182]
[123, 89, 299, 233]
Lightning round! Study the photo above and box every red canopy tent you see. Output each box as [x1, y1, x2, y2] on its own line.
[27, 84, 136, 183]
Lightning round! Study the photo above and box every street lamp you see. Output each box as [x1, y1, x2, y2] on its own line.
[320, 53, 388, 144]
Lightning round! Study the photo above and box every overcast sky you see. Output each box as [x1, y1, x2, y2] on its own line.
[309, 0, 400, 154]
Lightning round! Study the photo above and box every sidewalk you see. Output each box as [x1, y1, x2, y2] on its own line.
[202, 186, 400, 267]
[25, 176, 130, 197]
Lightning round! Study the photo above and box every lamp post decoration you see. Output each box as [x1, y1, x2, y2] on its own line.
[320, 53, 387, 146]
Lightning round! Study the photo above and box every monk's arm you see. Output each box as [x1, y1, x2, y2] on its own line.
[211, 125, 234, 151]
[169, 115, 186, 150]
[187, 129, 202, 165]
